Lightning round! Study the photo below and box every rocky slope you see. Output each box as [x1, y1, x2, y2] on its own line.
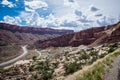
[34, 21, 120, 49]
[0, 23, 73, 46]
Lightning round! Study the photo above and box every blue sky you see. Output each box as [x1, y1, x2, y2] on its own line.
[0, 0, 120, 31]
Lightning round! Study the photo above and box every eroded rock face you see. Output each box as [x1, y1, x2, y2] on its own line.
[0, 23, 73, 46]
[34, 21, 120, 49]
[91, 22, 120, 45]
[0, 23, 73, 35]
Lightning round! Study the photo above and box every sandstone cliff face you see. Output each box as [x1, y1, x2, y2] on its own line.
[34, 33, 75, 48]
[0, 23, 73, 46]
[0, 23, 73, 35]
[91, 22, 120, 45]
[34, 21, 120, 49]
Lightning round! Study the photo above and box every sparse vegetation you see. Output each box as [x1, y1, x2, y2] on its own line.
[108, 43, 118, 53]
[0, 43, 120, 80]
[76, 48, 120, 80]
[64, 62, 81, 75]
[29, 58, 54, 80]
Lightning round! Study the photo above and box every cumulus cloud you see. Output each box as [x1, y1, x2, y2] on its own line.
[24, 0, 48, 10]
[90, 6, 100, 12]
[96, 16, 117, 26]
[95, 14, 103, 17]
[3, 16, 21, 25]
[1, 0, 15, 8]
[69, 0, 74, 2]
[47, 23, 57, 28]
[0, 0, 120, 31]
[75, 10, 82, 16]
[20, 11, 42, 26]
[118, 14, 120, 20]
[78, 15, 94, 23]
[60, 20, 78, 27]
[25, 7, 35, 12]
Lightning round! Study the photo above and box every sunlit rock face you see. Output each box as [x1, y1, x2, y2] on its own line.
[34, 21, 120, 49]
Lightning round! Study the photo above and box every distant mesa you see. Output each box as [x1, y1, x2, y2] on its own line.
[0, 23, 73, 46]
[0, 23, 74, 35]
[33, 21, 120, 49]
[0, 21, 120, 49]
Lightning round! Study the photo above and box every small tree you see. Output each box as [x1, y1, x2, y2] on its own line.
[64, 62, 81, 75]
[32, 56, 37, 61]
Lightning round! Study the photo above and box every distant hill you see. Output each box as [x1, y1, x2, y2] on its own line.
[34, 21, 120, 49]
[0, 23, 73, 46]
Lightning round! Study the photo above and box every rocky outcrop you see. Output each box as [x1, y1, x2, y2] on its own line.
[91, 22, 120, 45]
[34, 21, 120, 49]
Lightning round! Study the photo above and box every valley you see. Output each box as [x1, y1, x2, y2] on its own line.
[0, 23, 73, 64]
[0, 42, 120, 80]
[0, 0, 120, 80]
[0, 22, 120, 80]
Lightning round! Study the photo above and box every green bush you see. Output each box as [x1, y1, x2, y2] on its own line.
[81, 53, 89, 60]
[32, 56, 37, 61]
[64, 62, 81, 75]
[108, 43, 118, 53]
[29, 59, 53, 80]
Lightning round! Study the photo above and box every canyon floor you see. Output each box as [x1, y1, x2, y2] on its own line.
[0, 42, 120, 80]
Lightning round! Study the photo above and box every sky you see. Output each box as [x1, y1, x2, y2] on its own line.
[0, 0, 120, 31]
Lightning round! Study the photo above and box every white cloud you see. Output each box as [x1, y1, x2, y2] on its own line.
[25, 7, 35, 12]
[95, 14, 103, 17]
[75, 10, 82, 16]
[90, 6, 100, 12]
[1, 0, 120, 31]
[20, 11, 36, 25]
[96, 16, 117, 26]
[24, 0, 48, 10]
[60, 20, 78, 27]
[69, 0, 74, 2]
[118, 14, 120, 20]
[3, 16, 21, 25]
[1, 0, 15, 8]
[78, 15, 94, 23]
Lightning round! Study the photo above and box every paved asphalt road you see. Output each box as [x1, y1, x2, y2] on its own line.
[104, 55, 120, 80]
[0, 45, 28, 67]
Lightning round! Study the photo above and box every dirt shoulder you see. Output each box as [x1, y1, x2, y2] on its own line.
[104, 55, 120, 80]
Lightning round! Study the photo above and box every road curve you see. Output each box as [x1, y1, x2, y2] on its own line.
[0, 45, 28, 67]
[35, 49, 41, 58]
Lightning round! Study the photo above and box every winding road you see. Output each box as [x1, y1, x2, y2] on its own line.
[35, 49, 42, 58]
[35, 49, 49, 59]
[0, 45, 28, 67]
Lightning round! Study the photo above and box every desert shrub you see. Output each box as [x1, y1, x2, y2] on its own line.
[81, 53, 89, 60]
[109, 43, 118, 48]
[29, 59, 53, 80]
[99, 53, 107, 59]
[91, 56, 98, 63]
[32, 56, 37, 61]
[108, 43, 118, 53]
[89, 51, 98, 56]
[108, 47, 115, 53]
[64, 62, 81, 75]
